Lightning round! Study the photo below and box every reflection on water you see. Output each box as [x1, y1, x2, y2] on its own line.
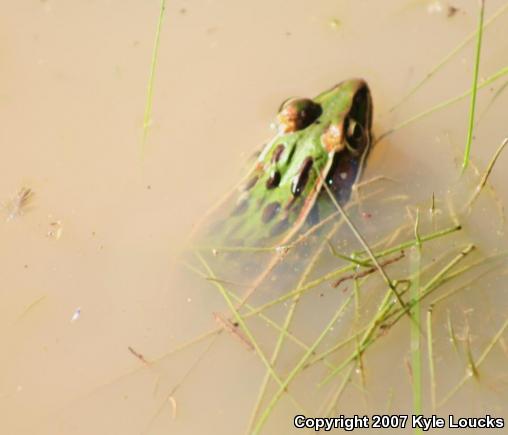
[1, 0, 508, 434]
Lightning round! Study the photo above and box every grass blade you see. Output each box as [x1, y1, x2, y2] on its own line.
[462, 0, 486, 171]
[142, 0, 167, 148]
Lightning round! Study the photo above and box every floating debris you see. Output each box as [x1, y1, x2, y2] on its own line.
[275, 245, 289, 255]
[2, 187, 34, 221]
[128, 346, 150, 365]
[70, 307, 81, 322]
[447, 5, 459, 18]
[169, 396, 177, 420]
[329, 18, 341, 30]
[213, 312, 254, 351]
[47, 220, 63, 240]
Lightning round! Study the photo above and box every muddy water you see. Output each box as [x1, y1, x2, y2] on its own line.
[1, 1, 508, 434]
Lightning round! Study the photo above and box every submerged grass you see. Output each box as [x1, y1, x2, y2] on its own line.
[196, 253, 306, 414]
[137, 5, 508, 431]
[438, 318, 508, 407]
[252, 293, 355, 435]
[410, 210, 423, 431]
[246, 222, 339, 433]
[378, 64, 508, 142]
[389, 2, 508, 112]
[426, 307, 436, 411]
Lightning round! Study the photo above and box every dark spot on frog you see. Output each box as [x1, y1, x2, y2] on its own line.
[285, 145, 297, 166]
[270, 217, 289, 237]
[244, 175, 258, 191]
[271, 144, 285, 163]
[232, 199, 249, 216]
[285, 196, 297, 211]
[266, 170, 281, 189]
[325, 151, 357, 205]
[291, 157, 313, 197]
[262, 202, 281, 223]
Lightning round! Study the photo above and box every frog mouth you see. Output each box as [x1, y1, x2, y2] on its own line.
[325, 83, 373, 205]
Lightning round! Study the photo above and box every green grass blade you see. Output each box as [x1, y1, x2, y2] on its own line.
[378, 65, 508, 142]
[426, 307, 436, 412]
[462, 0, 486, 171]
[252, 293, 355, 434]
[390, 2, 508, 111]
[142, 0, 167, 149]
[410, 210, 423, 430]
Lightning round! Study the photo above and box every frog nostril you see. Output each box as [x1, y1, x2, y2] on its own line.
[262, 202, 281, 223]
[266, 170, 281, 189]
[291, 157, 313, 197]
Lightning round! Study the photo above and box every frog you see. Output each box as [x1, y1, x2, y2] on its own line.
[210, 78, 373, 248]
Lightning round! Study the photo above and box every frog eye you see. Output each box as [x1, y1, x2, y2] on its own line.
[277, 98, 322, 133]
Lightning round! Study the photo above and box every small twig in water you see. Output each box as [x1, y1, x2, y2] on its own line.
[466, 137, 508, 210]
[128, 346, 150, 365]
[213, 312, 254, 351]
[2, 187, 34, 221]
[331, 251, 405, 288]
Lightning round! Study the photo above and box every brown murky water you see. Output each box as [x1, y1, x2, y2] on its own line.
[1, 1, 508, 434]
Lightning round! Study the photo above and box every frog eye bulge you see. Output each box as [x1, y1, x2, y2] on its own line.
[277, 98, 322, 133]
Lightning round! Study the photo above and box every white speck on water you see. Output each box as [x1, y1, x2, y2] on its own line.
[187, 297, 192, 303]
[71, 307, 81, 322]
[427, 1, 443, 14]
